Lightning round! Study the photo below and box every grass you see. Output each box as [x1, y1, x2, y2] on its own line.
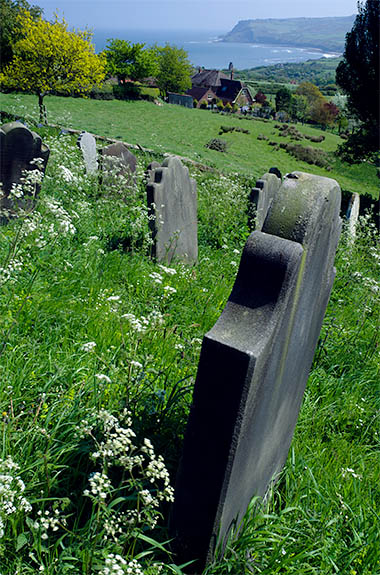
[0, 103, 379, 574]
[0, 92, 379, 198]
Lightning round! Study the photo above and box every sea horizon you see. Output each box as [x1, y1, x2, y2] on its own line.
[92, 28, 340, 70]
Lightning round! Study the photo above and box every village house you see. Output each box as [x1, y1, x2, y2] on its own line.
[187, 63, 254, 108]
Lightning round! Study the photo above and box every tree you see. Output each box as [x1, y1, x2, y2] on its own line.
[0, 12, 106, 122]
[295, 81, 328, 124]
[154, 44, 192, 97]
[336, 0, 380, 162]
[104, 38, 156, 84]
[275, 87, 292, 112]
[290, 93, 308, 123]
[0, 0, 42, 70]
[254, 90, 267, 105]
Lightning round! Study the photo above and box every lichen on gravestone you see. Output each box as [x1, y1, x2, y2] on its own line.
[170, 171, 342, 573]
[146, 156, 198, 264]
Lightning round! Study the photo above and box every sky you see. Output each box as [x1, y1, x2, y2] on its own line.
[34, 0, 359, 31]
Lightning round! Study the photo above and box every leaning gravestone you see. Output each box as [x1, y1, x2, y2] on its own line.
[347, 192, 360, 240]
[99, 142, 137, 188]
[0, 121, 50, 218]
[146, 156, 198, 263]
[248, 171, 282, 231]
[77, 131, 98, 175]
[170, 171, 342, 572]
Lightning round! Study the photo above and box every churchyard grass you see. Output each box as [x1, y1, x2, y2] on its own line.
[0, 92, 379, 198]
[0, 114, 378, 573]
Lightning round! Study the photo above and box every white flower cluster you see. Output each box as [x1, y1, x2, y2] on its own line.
[84, 472, 112, 500]
[81, 341, 97, 352]
[102, 555, 144, 575]
[122, 310, 164, 334]
[0, 456, 32, 539]
[33, 508, 66, 540]
[80, 409, 174, 534]
[44, 198, 76, 236]
[0, 257, 23, 285]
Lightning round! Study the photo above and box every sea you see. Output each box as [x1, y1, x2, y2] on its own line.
[92, 28, 340, 70]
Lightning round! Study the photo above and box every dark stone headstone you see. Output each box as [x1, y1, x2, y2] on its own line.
[99, 142, 137, 187]
[248, 171, 282, 231]
[146, 156, 198, 263]
[77, 131, 97, 175]
[0, 121, 49, 218]
[170, 171, 341, 572]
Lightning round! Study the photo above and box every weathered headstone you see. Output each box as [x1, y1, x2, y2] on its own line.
[170, 171, 341, 572]
[248, 171, 282, 231]
[146, 156, 198, 263]
[145, 160, 161, 183]
[77, 131, 98, 175]
[347, 192, 360, 240]
[99, 142, 137, 187]
[0, 121, 50, 217]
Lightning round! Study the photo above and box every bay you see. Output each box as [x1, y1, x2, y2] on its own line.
[93, 28, 339, 70]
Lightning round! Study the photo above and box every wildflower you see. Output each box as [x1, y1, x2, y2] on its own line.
[130, 360, 142, 369]
[95, 374, 111, 384]
[81, 341, 96, 352]
[163, 285, 177, 295]
[149, 271, 163, 284]
[158, 264, 177, 275]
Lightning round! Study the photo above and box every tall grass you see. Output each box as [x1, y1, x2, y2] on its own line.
[0, 121, 378, 574]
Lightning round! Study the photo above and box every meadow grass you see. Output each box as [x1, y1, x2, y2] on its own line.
[0, 92, 379, 198]
[0, 109, 378, 574]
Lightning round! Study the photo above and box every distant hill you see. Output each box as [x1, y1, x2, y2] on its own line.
[221, 16, 355, 53]
[236, 57, 342, 90]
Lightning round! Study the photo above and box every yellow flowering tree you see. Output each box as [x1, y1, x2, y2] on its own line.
[0, 12, 106, 122]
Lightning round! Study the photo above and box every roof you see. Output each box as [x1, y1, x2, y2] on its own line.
[216, 78, 245, 102]
[191, 69, 229, 88]
[186, 86, 216, 100]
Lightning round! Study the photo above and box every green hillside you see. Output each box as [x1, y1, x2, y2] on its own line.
[222, 16, 355, 53]
[1, 92, 378, 198]
[236, 57, 342, 90]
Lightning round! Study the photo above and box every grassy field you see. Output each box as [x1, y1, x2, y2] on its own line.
[0, 92, 379, 198]
[0, 98, 379, 574]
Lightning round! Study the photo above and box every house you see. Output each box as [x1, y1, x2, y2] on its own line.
[187, 64, 253, 108]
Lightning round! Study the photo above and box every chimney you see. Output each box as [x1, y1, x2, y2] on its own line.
[228, 61, 234, 80]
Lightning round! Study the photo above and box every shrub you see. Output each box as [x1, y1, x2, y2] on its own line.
[206, 138, 228, 152]
[193, 98, 198, 108]
[257, 133, 269, 141]
[90, 82, 114, 100]
[199, 100, 208, 109]
[305, 134, 325, 143]
[224, 102, 233, 113]
[279, 142, 332, 168]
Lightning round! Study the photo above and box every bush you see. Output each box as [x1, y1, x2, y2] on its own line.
[193, 98, 198, 108]
[224, 102, 233, 113]
[206, 138, 228, 152]
[199, 100, 208, 109]
[305, 134, 325, 143]
[257, 133, 269, 141]
[89, 82, 114, 100]
[279, 142, 332, 168]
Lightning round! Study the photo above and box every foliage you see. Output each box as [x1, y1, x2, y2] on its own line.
[236, 57, 342, 91]
[206, 138, 228, 152]
[153, 44, 192, 97]
[275, 87, 292, 112]
[254, 89, 267, 104]
[290, 93, 308, 123]
[279, 141, 332, 168]
[0, 0, 42, 70]
[336, 0, 380, 162]
[103, 39, 157, 84]
[0, 13, 106, 122]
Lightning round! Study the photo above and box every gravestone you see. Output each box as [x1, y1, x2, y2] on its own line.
[77, 131, 98, 175]
[0, 121, 50, 217]
[146, 156, 198, 263]
[347, 193, 360, 240]
[248, 171, 282, 231]
[145, 160, 161, 183]
[99, 142, 137, 188]
[170, 171, 341, 572]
